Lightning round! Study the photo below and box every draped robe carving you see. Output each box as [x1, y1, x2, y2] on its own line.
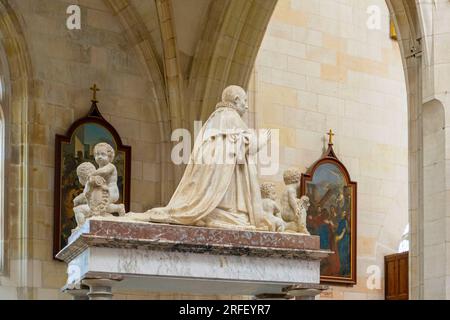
[130, 104, 265, 230]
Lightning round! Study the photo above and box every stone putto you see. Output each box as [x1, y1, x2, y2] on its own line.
[280, 169, 310, 234]
[72, 142, 125, 232]
[260, 182, 285, 232]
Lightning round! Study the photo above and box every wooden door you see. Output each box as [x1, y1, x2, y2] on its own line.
[385, 252, 408, 300]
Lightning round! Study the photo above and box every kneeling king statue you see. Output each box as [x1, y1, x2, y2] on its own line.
[127, 85, 271, 231]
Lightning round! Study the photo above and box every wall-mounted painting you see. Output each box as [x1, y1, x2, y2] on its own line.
[300, 131, 357, 285]
[53, 88, 131, 257]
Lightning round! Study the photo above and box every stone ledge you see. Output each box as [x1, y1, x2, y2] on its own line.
[56, 218, 329, 263]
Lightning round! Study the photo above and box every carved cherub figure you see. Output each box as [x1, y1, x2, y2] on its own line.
[72, 162, 97, 232]
[260, 182, 285, 232]
[91, 143, 125, 216]
[297, 195, 311, 235]
[71, 143, 126, 233]
[281, 168, 310, 234]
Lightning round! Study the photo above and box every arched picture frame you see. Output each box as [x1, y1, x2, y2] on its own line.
[53, 101, 131, 257]
[300, 142, 357, 285]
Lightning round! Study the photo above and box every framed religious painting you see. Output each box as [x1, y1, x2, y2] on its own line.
[300, 131, 357, 285]
[53, 85, 131, 257]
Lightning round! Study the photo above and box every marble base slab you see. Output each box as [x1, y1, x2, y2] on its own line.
[57, 218, 330, 298]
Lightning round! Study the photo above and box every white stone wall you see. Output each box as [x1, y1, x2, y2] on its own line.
[422, 100, 446, 299]
[250, 0, 409, 299]
[0, 0, 163, 299]
[418, 0, 450, 294]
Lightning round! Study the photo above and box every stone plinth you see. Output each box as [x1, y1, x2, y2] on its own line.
[57, 218, 330, 299]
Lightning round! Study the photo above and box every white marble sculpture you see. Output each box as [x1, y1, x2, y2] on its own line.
[126, 85, 271, 231]
[92, 143, 125, 214]
[72, 142, 125, 232]
[260, 182, 285, 232]
[280, 169, 310, 235]
[73, 162, 98, 230]
[297, 195, 311, 235]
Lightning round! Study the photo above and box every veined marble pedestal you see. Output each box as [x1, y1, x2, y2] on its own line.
[57, 218, 330, 300]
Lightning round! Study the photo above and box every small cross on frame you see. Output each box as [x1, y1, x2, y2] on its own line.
[327, 129, 335, 145]
[90, 84, 100, 102]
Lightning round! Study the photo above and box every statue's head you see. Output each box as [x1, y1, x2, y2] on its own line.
[221, 85, 248, 117]
[261, 182, 277, 200]
[283, 168, 301, 185]
[299, 196, 310, 210]
[76, 162, 96, 186]
[94, 142, 115, 167]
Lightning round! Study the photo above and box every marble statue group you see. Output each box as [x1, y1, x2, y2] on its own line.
[72, 142, 125, 232]
[125, 85, 311, 235]
[71, 85, 310, 235]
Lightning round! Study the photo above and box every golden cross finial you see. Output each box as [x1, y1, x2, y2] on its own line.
[90, 84, 100, 102]
[327, 129, 335, 145]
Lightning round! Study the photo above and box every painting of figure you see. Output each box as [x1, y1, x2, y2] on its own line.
[302, 161, 356, 285]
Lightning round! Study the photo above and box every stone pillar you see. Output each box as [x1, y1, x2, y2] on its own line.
[82, 279, 116, 300]
[417, 0, 450, 300]
[287, 289, 321, 300]
[433, 0, 450, 301]
[253, 294, 294, 300]
[423, 99, 446, 299]
[67, 288, 89, 300]
[282, 284, 327, 300]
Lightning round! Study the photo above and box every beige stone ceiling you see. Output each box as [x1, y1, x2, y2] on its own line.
[172, 0, 212, 77]
[118, 0, 214, 81]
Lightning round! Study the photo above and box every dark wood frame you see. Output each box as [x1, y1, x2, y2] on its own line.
[300, 143, 357, 285]
[53, 101, 131, 258]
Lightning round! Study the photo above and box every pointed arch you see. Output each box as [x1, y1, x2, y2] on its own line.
[386, 0, 425, 300]
[188, 0, 277, 123]
[104, 0, 178, 202]
[0, 0, 33, 295]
